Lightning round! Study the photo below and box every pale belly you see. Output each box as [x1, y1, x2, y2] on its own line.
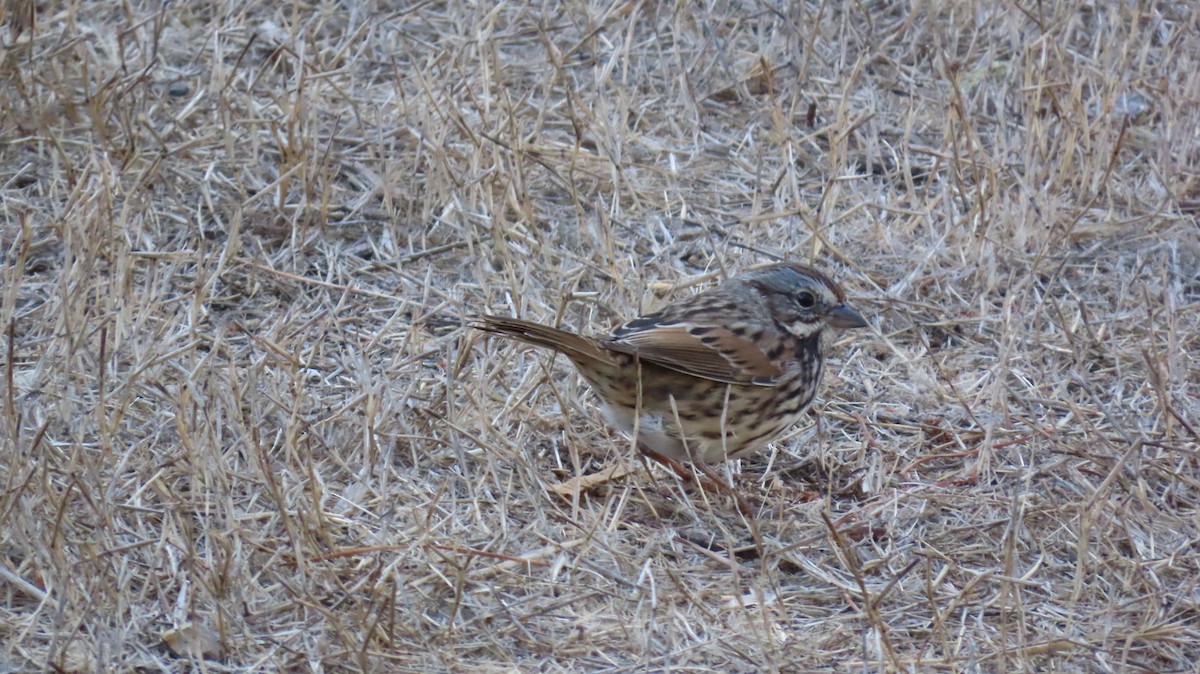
[597, 375, 816, 464]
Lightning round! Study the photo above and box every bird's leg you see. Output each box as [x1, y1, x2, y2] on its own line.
[638, 447, 754, 516]
[637, 448, 694, 482]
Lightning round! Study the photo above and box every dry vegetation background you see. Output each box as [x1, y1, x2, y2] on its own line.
[1, 0, 1198, 671]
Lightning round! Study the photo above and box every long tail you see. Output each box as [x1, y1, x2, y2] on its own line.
[473, 315, 618, 366]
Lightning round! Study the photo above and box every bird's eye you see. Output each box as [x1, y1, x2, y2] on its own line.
[796, 291, 816, 309]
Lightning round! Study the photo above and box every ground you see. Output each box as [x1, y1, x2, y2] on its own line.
[1, 1, 1199, 672]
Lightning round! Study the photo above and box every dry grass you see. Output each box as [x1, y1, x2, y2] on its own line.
[1, 0, 1198, 671]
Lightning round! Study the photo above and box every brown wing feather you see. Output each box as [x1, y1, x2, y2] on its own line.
[603, 320, 783, 385]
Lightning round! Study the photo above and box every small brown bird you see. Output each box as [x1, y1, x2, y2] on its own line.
[476, 262, 867, 473]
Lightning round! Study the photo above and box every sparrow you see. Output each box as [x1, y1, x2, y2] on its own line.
[476, 263, 868, 477]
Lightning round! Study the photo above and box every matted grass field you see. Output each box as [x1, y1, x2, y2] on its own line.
[2, 1, 1198, 671]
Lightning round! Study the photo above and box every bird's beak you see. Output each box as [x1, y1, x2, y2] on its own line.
[827, 303, 868, 329]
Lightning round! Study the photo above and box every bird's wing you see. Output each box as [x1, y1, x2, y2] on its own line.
[602, 310, 784, 386]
